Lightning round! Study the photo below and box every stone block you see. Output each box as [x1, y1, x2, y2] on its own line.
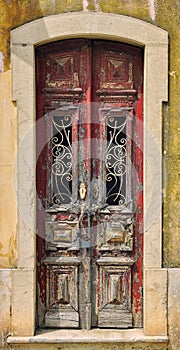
[144, 218, 162, 269]
[168, 269, 180, 350]
[11, 269, 35, 336]
[7, 327, 168, 349]
[144, 269, 167, 336]
[0, 269, 11, 347]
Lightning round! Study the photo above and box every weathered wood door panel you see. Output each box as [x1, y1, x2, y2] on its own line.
[36, 39, 143, 329]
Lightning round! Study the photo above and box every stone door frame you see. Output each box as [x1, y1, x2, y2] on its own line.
[10, 12, 168, 337]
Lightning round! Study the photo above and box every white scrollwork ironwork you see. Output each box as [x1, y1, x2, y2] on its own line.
[51, 114, 72, 205]
[106, 114, 127, 206]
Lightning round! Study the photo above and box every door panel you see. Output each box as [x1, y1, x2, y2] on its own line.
[97, 257, 133, 328]
[91, 42, 143, 328]
[36, 39, 143, 329]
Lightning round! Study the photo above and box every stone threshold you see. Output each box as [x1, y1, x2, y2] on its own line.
[7, 329, 168, 344]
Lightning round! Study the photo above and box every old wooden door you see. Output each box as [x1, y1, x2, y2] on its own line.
[36, 39, 143, 329]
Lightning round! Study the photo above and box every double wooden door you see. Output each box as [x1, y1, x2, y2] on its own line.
[36, 39, 143, 329]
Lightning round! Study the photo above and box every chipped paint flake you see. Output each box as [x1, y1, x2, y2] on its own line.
[148, 0, 156, 21]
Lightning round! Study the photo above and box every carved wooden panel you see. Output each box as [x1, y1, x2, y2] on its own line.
[36, 40, 90, 109]
[101, 219, 133, 251]
[45, 52, 79, 89]
[43, 259, 80, 328]
[97, 257, 133, 328]
[93, 42, 138, 92]
[45, 221, 79, 250]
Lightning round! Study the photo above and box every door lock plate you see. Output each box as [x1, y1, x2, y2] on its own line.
[79, 182, 87, 200]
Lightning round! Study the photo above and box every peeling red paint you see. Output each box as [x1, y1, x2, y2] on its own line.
[36, 39, 143, 329]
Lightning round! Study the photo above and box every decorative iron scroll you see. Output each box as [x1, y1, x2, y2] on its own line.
[105, 113, 127, 206]
[51, 114, 72, 205]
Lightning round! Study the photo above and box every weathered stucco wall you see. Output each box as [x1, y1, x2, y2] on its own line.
[0, 1, 179, 349]
[0, 71, 17, 268]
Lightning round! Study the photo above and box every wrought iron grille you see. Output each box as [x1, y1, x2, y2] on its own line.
[51, 114, 72, 205]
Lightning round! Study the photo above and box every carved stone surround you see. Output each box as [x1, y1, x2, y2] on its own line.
[10, 12, 168, 338]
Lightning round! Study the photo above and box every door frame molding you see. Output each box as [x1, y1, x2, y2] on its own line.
[11, 12, 168, 336]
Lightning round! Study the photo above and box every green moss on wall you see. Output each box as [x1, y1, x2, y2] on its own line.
[87, 0, 95, 11]
[0, 0, 83, 69]
[53, 0, 83, 14]
[98, 0, 149, 19]
[155, 0, 180, 267]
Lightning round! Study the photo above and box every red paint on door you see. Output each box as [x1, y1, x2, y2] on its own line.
[36, 39, 143, 329]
